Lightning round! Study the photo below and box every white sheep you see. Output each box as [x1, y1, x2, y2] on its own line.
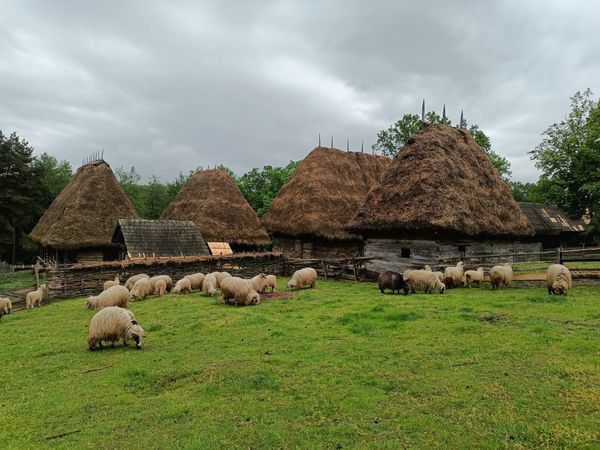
[288, 268, 317, 290]
[86, 285, 130, 310]
[87, 306, 145, 350]
[433, 271, 444, 283]
[213, 271, 232, 288]
[154, 278, 166, 297]
[463, 267, 485, 287]
[124, 274, 149, 290]
[490, 265, 513, 290]
[404, 270, 445, 294]
[220, 277, 261, 306]
[173, 278, 192, 294]
[184, 273, 205, 290]
[0, 297, 12, 321]
[150, 275, 172, 292]
[26, 284, 47, 310]
[130, 278, 152, 301]
[103, 275, 120, 291]
[444, 262, 465, 288]
[547, 264, 572, 295]
[265, 275, 277, 293]
[202, 273, 218, 296]
[250, 273, 269, 293]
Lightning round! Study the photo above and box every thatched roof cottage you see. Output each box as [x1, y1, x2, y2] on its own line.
[349, 123, 535, 272]
[160, 169, 269, 251]
[262, 147, 390, 258]
[30, 160, 139, 263]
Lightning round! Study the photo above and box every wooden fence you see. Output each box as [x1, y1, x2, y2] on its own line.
[45, 252, 285, 300]
[284, 256, 379, 281]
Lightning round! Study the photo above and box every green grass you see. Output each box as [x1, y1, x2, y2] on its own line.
[1, 279, 599, 449]
[0, 272, 38, 289]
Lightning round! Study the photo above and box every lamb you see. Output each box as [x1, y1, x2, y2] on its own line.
[150, 275, 172, 292]
[173, 278, 192, 294]
[124, 274, 149, 290]
[184, 273, 205, 290]
[154, 279, 166, 297]
[86, 285, 130, 310]
[547, 264, 572, 295]
[26, 284, 47, 309]
[378, 271, 409, 295]
[202, 273, 218, 296]
[443, 262, 465, 288]
[0, 297, 12, 321]
[87, 306, 145, 350]
[250, 273, 269, 293]
[213, 271, 232, 288]
[130, 278, 152, 301]
[489, 265, 513, 290]
[404, 270, 445, 294]
[103, 275, 120, 291]
[220, 277, 261, 306]
[265, 275, 277, 293]
[288, 268, 317, 290]
[464, 267, 485, 287]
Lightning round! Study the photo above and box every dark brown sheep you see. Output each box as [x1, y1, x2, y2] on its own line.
[378, 271, 409, 295]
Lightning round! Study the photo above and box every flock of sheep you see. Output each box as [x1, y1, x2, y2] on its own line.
[378, 262, 573, 296]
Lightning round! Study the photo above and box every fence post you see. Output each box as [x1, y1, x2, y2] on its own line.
[321, 260, 328, 280]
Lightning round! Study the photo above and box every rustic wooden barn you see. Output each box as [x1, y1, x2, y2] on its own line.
[111, 219, 210, 259]
[160, 168, 270, 252]
[518, 202, 586, 249]
[29, 160, 139, 264]
[348, 123, 536, 273]
[262, 147, 390, 258]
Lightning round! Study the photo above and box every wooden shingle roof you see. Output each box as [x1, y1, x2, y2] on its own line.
[518, 202, 586, 235]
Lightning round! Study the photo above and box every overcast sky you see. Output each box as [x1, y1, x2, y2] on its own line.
[1, 1, 598, 183]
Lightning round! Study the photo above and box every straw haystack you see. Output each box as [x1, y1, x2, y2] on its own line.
[348, 124, 536, 273]
[160, 169, 269, 250]
[263, 147, 389, 258]
[30, 160, 139, 263]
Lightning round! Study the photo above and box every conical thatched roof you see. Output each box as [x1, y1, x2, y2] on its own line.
[262, 147, 390, 240]
[160, 169, 269, 246]
[349, 124, 534, 238]
[30, 160, 139, 249]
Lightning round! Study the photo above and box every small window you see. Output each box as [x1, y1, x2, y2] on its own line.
[401, 248, 411, 258]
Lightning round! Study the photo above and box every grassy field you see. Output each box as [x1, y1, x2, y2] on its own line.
[0, 272, 39, 290]
[0, 279, 599, 449]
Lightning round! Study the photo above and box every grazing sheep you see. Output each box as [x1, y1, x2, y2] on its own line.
[444, 262, 465, 288]
[221, 277, 260, 306]
[378, 271, 409, 295]
[0, 297, 12, 321]
[87, 306, 145, 350]
[213, 272, 232, 288]
[130, 278, 152, 301]
[150, 275, 172, 292]
[103, 275, 120, 291]
[288, 268, 317, 290]
[202, 273, 218, 296]
[26, 284, 47, 310]
[433, 271, 444, 283]
[402, 269, 414, 282]
[154, 279, 166, 297]
[489, 265, 513, 291]
[86, 285, 130, 310]
[184, 273, 205, 290]
[464, 267, 485, 287]
[423, 265, 432, 271]
[404, 270, 445, 294]
[173, 278, 192, 294]
[250, 273, 269, 293]
[124, 274, 149, 290]
[265, 275, 277, 293]
[547, 264, 572, 295]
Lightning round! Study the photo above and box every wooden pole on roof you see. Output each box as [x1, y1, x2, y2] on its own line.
[318, 133, 321, 146]
[460, 110, 464, 128]
[442, 104, 446, 122]
[331, 136, 333, 148]
[421, 99, 425, 122]
[361, 140, 364, 153]
[346, 137, 349, 152]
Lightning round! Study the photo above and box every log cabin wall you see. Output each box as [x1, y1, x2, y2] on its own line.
[272, 235, 364, 259]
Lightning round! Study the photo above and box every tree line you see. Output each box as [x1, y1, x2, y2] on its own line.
[1, 90, 598, 263]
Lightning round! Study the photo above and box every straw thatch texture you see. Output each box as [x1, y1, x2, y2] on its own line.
[160, 169, 269, 246]
[350, 124, 533, 238]
[30, 161, 139, 249]
[262, 147, 390, 240]
[113, 219, 210, 258]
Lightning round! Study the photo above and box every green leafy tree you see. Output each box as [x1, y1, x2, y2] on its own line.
[236, 161, 300, 217]
[143, 175, 170, 220]
[33, 153, 72, 208]
[530, 89, 600, 229]
[115, 166, 144, 216]
[372, 112, 512, 178]
[0, 131, 45, 263]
